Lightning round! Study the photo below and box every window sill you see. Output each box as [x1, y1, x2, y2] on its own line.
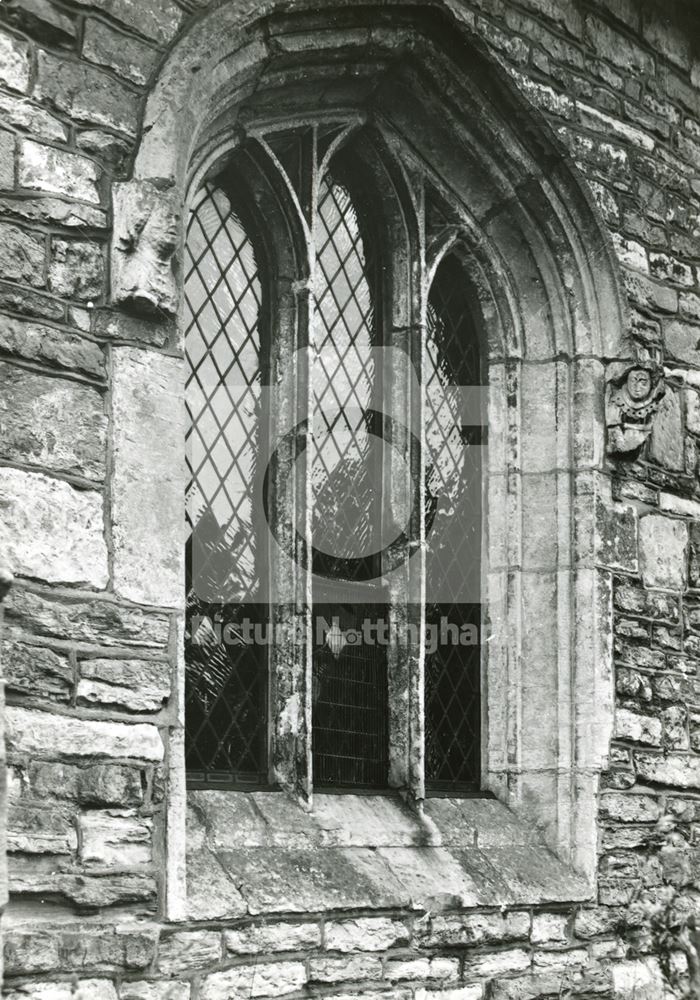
[185, 791, 591, 921]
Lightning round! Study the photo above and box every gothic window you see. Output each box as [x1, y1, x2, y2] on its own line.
[183, 129, 483, 795]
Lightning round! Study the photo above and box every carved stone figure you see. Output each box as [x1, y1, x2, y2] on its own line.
[111, 180, 180, 318]
[606, 361, 665, 455]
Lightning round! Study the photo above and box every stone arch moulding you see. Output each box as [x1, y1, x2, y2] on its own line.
[109, 0, 630, 917]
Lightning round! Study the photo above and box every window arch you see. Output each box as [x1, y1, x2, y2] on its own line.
[118, 5, 628, 908]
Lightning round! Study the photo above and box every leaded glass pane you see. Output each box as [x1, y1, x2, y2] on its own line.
[424, 255, 482, 791]
[184, 181, 268, 786]
[311, 168, 388, 788]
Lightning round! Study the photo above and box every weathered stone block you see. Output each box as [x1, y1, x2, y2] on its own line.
[414, 988, 483, 1000]
[36, 50, 139, 135]
[6, 706, 163, 762]
[21, 760, 143, 805]
[615, 707, 662, 746]
[8, 801, 77, 854]
[111, 181, 180, 316]
[0, 468, 108, 586]
[422, 911, 530, 947]
[385, 956, 460, 982]
[310, 954, 383, 982]
[466, 949, 531, 977]
[19, 139, 100, 204]
[79, 809, 152, 867]
[120, 985, 190, 1000]
[599, 793, 661, 823]
[69, 0, 182, 44]
[0, 91, 67, 141]
[649, 390, 685, 471]
[324, 916, 409, 952]
[76, 129, 131, 171]
[0, 194, 106, 230]
[665, 319, 700, 367]
[3, 638, 72, 700]
[531, 912, 569, 944]
[0, 279, 63, 321]
[3, 585, 169, 648]
[595, 499, 638, 572]
[83, 19, 159, 84]
[0, 221, 45, 286]
[635, 750, 700, 788]
[4, 980, 118, 1000]
[0, 362, 107, 478]
[0, 316, 105, 377]
[612, 957, 666, 999]
[0, 128, 15, 188]
[156, 931, 221, 974]
[224, 921, 320, 955]
[77, 657, 170, 712]
[0, 30, 30, 93]
[93, 310, 170, 348]
[4, 922, 157, 975]
[199, 962, 307, 999]
[623, 270, 678, 313]
[111, 348, 183, 608]
[638, 514, 688, 590]
[49, 239, 105, 301]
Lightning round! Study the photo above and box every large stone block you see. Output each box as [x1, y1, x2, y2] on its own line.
[4, 981, 118, 1000]
[156, 931, 221, 974]
[49, 239, 105, 301]
[4, 922, 157, 975]
[638, 514, 688, 591]
[648, 389, 684, 471]
[324, 916, 409, 952]
[36, 51, 139, 135]
[0, 316, 105, 378]
[0, 468, 108, 587]
[0, 91, 67, 141]
[8, 865, 157, 908]
[3, 586, 170, 648]
[83, 19, 159, 84]
[0, 362, 107, 479]
[0, 30, 30, 92]
[8, 801, 77, 854]
[79, 809, 152, 867]
[199, 962, 307, 999]
[19, 760, 143, 805]
[421, 911, 530, 947]
[3, 638, 72, 700]
[665, 319, 700, 367]
[120, 985, 190, 1000]
[19, 140, 101, 204]
[69, 0, 182, 44]
[635, 751, 700, 788]
[0, 221, 45, 286]
[0, 194, 106, 230]
[111, 347, 183, 608]
[224, 921, 320, 955]
[6, 706, 164, 762]
[77, 657, 170, 712]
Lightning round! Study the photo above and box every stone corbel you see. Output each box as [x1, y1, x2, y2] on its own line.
[111, 180, 181, 318]
[606, 361, 665, 456]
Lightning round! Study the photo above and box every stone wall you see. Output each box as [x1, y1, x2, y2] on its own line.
[0, 0, 699, 998]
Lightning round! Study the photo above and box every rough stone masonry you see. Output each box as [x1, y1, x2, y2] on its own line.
[0, 0, 700, 998]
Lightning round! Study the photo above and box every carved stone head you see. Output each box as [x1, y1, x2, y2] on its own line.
[606, 361, 665, 455]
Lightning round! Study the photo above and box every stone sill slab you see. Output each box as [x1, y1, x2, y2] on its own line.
[186, 792, 590, 920]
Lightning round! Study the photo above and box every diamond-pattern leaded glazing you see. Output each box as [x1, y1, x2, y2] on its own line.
[311, 172, 379, 580]
[424, 256, 482, 790]
[184, 181, 267, 786]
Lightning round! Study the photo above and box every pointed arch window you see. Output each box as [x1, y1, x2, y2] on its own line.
[183, 129, 484, 797]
